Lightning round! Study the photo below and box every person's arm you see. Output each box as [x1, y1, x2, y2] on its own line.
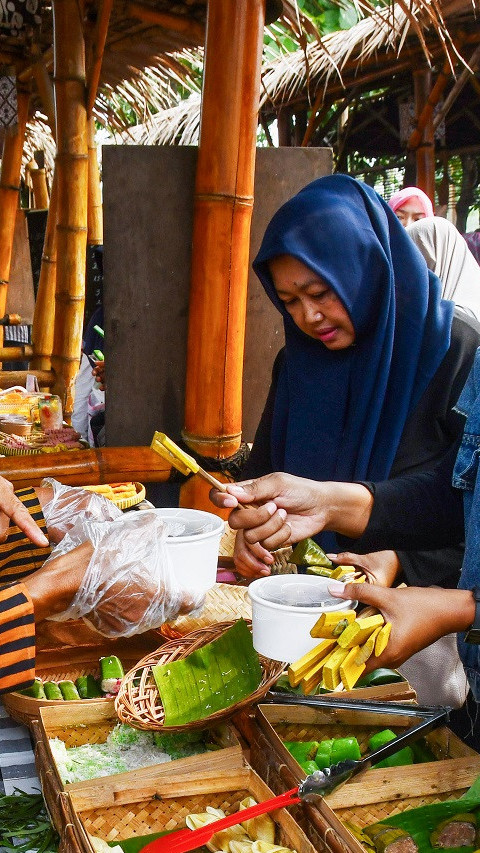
[329, 580, 475, 672]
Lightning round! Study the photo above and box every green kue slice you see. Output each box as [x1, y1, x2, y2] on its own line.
[152, 620, 262, 726]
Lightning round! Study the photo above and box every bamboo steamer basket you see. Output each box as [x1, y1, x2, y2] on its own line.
[37, 699, 243, 798]
[237, 703, 480, 853]
[3, 631, 163, 729]
[62, 765, 317, 853]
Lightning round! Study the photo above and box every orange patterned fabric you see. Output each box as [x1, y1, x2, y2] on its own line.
[0, 582, 35, 693]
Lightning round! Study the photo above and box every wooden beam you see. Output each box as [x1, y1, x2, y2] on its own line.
[0, 369, 54, 389]
[433, 43, 480, 131]
[86, 0, 114, 115]
[51, 0, 88, 420]
[18, 48, 54, 83]
[126, 2, 205, 44]
[182, 0, 265, 507]
[408, 57, 452, 150]
[413, 68, 435, 202]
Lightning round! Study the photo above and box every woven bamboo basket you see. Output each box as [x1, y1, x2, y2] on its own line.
[240, 703, 480, 853]
[3, 632, 162, 729]
[115, 621, 285, 732]
[37, 700, 243, 797]
[64, 765, 317, 853]
[161, 582, 252, 639]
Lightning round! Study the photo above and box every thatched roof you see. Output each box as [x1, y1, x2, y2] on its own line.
[116, 0, 479, 149]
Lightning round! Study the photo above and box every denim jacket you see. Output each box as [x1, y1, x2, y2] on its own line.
[453, 347, 480, 700]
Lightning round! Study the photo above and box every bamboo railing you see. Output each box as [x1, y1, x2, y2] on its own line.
[0, 447, 170, 488]
[50, 0, 88, 420]
[0, 91, 29, 329]
[182, 0, 265, 509]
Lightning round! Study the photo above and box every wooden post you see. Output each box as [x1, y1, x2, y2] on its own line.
[87, 116, 103, 244]
[182, 0, 265, 509]
[31, 169, 58, 373]
[0, 91, 29, 327]
[51, 0, 88, 420]
[413, 69, 435, 203]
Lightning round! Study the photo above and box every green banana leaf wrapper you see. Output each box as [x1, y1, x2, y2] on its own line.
[290, 538, 333, 567]
[152, 619, 262, 727]
[367, 774, 480, 853]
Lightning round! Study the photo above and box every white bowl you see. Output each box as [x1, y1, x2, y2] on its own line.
[154, 508, 224, 594]
[248, 574, 357, 663]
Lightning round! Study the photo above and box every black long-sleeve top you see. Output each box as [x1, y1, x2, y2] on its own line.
[242, 312, 479, 589]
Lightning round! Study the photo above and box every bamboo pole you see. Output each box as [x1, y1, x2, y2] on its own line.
[32, 47, 56, 133]
[0, 346, 33, 361]
[0, 91, 29, 326]
[0, 446, 171, 488]
[51, 0, 88, 421]
[30, 166, 50, 208]
[87, 116, 103, 244]
[30, 169, 58, 373]
[0, 369, 54, 388]
[86, 0, 114, 116]
[182, 0, 265, 485]
[126, 1, 205, 43]
[413, 68, 435, 203]
[433, 43, 480, 132]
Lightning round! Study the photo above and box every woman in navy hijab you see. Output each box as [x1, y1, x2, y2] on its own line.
[238, 174, 480, 586]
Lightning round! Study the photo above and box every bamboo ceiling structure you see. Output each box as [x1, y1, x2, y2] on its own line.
[0, 0, 477, 493]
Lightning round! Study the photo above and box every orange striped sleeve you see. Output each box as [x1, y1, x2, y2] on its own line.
[0, 582, 35, 694]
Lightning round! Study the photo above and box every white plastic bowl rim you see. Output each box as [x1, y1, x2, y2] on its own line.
[153, 508, 225, 542]
[248, 575, 357, 613]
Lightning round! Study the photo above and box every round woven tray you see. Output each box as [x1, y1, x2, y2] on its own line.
[111, 481, 146, 509]
[160, 582, 252, 639]
[115, 621, 285, 732]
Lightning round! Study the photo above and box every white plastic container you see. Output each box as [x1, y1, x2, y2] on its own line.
[248, 574, 357, 663]
[155, 508, 224, 593]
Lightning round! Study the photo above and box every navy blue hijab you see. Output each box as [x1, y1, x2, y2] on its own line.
[253, 174, 453, 487]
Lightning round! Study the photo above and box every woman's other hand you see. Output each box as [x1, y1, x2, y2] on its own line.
[329, 581, 475, 672]
[0, 477, 49, 547]
[328, 550, 401, 587]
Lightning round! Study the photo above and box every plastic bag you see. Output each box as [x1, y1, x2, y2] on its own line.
[41, 477, 122, 541]
[45, 509, 203, 637]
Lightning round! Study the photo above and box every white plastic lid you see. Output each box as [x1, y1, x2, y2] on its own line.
[249, 574, 357, 613]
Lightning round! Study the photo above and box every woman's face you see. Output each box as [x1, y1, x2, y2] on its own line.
[394, 197, 428, 228]
[269, 254, 355, 350]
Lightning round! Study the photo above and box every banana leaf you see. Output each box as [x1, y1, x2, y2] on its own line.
[152, 620, 262, 726]
[367, 774, 480, 853]
[108, 831, 208, 853]
[290, 538, 333, 567]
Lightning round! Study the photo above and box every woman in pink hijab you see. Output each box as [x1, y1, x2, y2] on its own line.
[388, 186, 434, 227]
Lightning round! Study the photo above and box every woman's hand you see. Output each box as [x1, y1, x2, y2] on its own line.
[210, 474, 374, 554]
[233, 529, 274, 578]
[328, 550, 401, 587]
[329, 581, 475, 672]
[93, 360, 105, 391]
[0, 477, 49, 547]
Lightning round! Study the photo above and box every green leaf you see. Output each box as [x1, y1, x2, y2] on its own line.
[153, 620, 262, 726]
[338, 5, 359, 29]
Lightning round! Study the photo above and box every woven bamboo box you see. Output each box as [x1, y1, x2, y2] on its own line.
[62, 765, 317, 853]
[38, 699, 243, 795]
[244, 703, 480, 853]
[3, 632, 163, 728]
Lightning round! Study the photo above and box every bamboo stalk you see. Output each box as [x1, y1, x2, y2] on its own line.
[30, 167, 50, 208]
[413, 68, 435, 202]
[86, 0, 113, 115]
[183, 0, 265, 469]
[31, 169, 58, 373]
[0, 446, 171, 487]
[0, 346, 33, 361]
[51, 0, 88, 421]
[126, 1, 205, 44]
[0, 90, 29, 323]
[87, 116, 103, 244]
[433, 42, 480, 131]
[32, 46, 56, 134]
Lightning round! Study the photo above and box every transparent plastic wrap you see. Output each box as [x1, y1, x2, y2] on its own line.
[41, 477, 122, 540]
[45, 510, 203, 637]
